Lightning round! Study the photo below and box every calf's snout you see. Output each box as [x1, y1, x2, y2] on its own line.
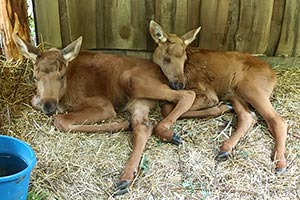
[41, 99, 58, 116]
[169, 81, 185, 90]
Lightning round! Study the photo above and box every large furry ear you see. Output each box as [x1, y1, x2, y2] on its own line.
[149, 20, 168, 43]
[62, 36, 83, 62]
[181, 26, 201, 46]
[12, 33, 41, 61]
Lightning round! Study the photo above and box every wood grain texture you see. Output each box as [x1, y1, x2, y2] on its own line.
[276, 0, 300, 56]
[199, 0, 238, 51]
[173, 0, 188, 36]
[97, 0, 147, 50]
[145, 0, 155, 51]
[154, 0, 174, 32]
[235, 0, 274, 54]
[65, 0, 96, 49]
[34, 0, 61, 47]
[295, 11, 300, 56]
[187, 0, 201, 46]
[266, 0, 285, 56]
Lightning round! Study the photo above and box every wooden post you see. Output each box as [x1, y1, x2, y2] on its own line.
[0, 0, 30, 60]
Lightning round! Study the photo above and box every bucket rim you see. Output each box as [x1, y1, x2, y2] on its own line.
[0, 135, 36, 182]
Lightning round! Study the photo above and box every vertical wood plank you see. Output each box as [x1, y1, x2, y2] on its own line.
[199, 0, 238, 51]
[266, 0, 285, 56]
[130, 0, 147, 50]
[97, 0, 147, 50]
[276, 0, 300, 56]
[187, 0, 201, 46]
[173, 0, 188, 36]
[295, 10, 300, 56]
[145, 0, 155, 51]
[34, 0, 61, 47]
[154, 0, 188, 35]
[224, 0, 240, 51]
[96, 0, 105, 49]
[65, 0, 96, 49]
[154, 0, 174, 32]
[58, 0, 71, 47]
[235, 0, 274, 54]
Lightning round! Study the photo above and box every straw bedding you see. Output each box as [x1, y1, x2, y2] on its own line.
[0, 55, 299, 200]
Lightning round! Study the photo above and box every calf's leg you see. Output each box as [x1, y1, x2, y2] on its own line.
[238, 88, 288, 172]
[114, 99, 156, 195]
[161, 103, 232, 119]
[218, 97, 257, 158]
[54, 97, 129, 133]
[122, 73, 195, 144]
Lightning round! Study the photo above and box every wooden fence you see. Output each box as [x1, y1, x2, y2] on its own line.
[33, 0, 300, 56]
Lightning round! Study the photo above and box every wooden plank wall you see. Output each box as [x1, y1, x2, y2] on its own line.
[34, 0, 300, 56]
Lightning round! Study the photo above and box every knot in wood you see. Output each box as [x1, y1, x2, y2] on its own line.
[120, 25, 130, 39]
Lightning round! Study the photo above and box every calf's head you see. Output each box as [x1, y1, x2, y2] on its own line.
[13, 35, 82, 116]
[149, 20, 201, 90]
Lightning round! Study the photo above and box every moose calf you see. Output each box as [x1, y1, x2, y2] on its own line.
[149, 20, 288, 173]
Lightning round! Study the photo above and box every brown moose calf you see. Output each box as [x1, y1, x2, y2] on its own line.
[149, 20, 288, 173]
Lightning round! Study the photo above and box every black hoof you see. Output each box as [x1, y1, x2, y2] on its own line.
[127, 121, 133, 131]
[275, 167, 286, 174]
[217, 151, 231, 160]
[171, 133, 182, 145]
[113, 180, 131, 196]
[226, 102, 233, 111]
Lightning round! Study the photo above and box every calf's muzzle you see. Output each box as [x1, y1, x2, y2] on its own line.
[41, 99, 57, 116]
[169, 81, 185, 90]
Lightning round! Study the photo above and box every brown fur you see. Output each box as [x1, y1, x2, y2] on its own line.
[14, 34, 230, 195]
[150, 20, 288, 172]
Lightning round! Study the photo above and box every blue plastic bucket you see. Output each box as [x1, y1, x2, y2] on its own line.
[0, 135, 36, 200]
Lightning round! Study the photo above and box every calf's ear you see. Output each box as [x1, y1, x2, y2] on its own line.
[181, 26, 201, 46]
[149, 20, 168, 43]
[62, 36, 83, 62]
[12, 33, 41, 61]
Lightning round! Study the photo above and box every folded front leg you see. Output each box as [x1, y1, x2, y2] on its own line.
[54, 97, 129, 133]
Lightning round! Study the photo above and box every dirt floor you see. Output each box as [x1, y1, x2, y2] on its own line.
[0, 56, 299, 200]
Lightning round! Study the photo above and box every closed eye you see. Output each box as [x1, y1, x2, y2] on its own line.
[163, 57, 171, 64]
[59, 75, 65, 81]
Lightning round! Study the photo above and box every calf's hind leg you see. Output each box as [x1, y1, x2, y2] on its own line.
[238, 88, 288, 172]
[114, 99, 156, 196]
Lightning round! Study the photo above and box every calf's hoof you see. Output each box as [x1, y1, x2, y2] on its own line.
[275, 160, 287, 174]
[275, 167, 286, 174]
[113, 180, 132, 196]
[171, 133, 182, 145]
[127, 120, 133, 131]
[217, 151, 231, 160]
[225, 102, 234, 111]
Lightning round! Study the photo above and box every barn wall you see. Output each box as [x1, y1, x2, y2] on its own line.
[34, 0, 300, 56]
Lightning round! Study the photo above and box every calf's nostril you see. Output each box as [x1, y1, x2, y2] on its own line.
[42, 101, 57, 116]
[177, 83, 184, 90]
[169, 82, 185, 90]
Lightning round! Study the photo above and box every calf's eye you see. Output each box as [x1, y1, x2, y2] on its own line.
[163, 57, 171, 64]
